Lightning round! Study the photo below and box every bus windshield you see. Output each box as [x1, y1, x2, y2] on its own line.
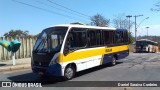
[136, 41, 147, 47]
[33, 27, 68, 53]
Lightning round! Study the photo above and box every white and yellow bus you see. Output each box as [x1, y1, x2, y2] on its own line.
[31, 24, 129, 80]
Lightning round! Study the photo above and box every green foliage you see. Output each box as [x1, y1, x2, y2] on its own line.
[4, 29, 29, 37]
[128, 32, 134, 44]
[27, 34, 39, 38]
[4, 29, 38, 38]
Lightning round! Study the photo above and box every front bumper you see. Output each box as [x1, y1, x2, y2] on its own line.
[32, 63, 62, 77]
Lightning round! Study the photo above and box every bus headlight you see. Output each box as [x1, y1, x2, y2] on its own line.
[49, 52, 60, 66]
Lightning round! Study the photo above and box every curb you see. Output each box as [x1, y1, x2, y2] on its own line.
[0, 64, 31, 72]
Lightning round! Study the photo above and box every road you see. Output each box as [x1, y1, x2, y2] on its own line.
[0, 52, 160, 90]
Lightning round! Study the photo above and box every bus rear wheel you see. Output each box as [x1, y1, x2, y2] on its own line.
[64, 65, 76, 80]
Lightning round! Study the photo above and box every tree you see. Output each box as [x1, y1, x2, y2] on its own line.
[4, 29, 40, 38]
[27, 33, 40, 38]
[90, 14, 110, 26]
[151, 1, 160, 11]
[4, 29, 29, 37]
[128, 32, 134, 44]
[112, 13, 134, 44]
[112, 13, 134, 29]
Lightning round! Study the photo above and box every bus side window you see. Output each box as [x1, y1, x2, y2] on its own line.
[104, 31, 110, 45]
[68, 28, 87, 48]
[87, 29, 101, 47]
[115, 31, 121, 44]
[68, 32, 76, 48]
[103, 30, 115, 46]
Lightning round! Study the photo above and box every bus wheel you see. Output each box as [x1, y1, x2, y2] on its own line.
[64, 65, 75, 80]
[111, 57, 116, 66]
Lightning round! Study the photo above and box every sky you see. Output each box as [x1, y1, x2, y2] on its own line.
[0, 0, 160, 37]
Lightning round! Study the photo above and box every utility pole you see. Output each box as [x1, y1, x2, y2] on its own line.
[134, 15, 143, 42]
[126, 15, 132, 34]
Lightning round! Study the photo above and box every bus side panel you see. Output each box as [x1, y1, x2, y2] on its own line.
[117, 50, 129, 60]
[61, 47, 104, 73]
[102, 50, 129, 64]
[102, 54, 113, 64]
[61, 45, 129, 75]
[61, 55, 102, 75]
[102, 45, 129, 64]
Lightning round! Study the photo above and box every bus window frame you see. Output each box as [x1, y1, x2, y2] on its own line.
[63, 28, 129, 55]
[87, 29, 103, 48]
[103, 30, 114, 47]
[64, 28, 88, 52]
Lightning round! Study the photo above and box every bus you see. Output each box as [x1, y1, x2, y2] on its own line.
[31, 24, 129, 80]
[135, 39, 158, 53]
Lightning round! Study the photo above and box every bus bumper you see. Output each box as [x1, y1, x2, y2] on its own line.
[32, 63, 62, 77]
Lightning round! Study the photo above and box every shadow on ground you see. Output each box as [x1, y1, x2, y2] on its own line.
[75, 62, 122, 78]
[0, 64, 7, 66]
[8, 62, 123, 86]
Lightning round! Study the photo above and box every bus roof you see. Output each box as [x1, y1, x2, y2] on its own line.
[51, 24, 119, 30]
[137, 39, 158, 44]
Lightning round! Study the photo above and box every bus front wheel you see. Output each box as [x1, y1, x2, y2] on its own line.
[64, 65, 76, 80]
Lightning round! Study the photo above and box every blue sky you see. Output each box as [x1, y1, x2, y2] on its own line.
[0, 0, 160, 36]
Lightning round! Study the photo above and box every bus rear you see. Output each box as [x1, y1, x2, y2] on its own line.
[136, 41, 147, 52]
[136, 39, 158, 53]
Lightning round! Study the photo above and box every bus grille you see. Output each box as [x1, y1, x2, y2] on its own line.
[32, 53, 53, 67]
[34, 61, 49, 67]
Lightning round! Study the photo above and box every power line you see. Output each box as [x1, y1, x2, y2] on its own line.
[137, 29, 147, 36]
[12, 0, 86, 22]
[137, 31, 143, 35]
[34, 0, 89, 19]
[47, 0, 90, 18]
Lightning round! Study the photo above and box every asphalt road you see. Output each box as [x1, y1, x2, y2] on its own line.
[0, 52, 160, 90]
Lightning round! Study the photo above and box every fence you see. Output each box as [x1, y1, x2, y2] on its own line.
[0, 37, 37, 60]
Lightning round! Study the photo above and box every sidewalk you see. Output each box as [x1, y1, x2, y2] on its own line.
[0, 58, 31, 72]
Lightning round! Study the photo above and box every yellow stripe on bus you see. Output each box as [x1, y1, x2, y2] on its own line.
[59, 45, 129, 63]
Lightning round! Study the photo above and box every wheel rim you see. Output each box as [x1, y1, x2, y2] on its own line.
[65, 67, 74, 79]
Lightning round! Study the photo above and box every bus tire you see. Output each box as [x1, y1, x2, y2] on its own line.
[111, 57, 116, 66]
[64, 65, 76, 80]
